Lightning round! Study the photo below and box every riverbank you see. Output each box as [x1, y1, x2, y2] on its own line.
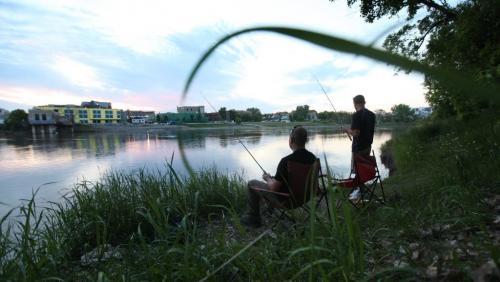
[1, 117, 497, 280]
[0, 120, 411, 135]
[71, 120, 407, 133]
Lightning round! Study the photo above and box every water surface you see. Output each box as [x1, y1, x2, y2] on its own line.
[0, 128, 391, 215]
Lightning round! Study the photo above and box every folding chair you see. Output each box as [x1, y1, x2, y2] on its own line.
[334, 150, 386, 208]
[249, 159, 331, 227]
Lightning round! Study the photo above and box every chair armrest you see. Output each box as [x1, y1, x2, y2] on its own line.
[249, 186, 290, 197]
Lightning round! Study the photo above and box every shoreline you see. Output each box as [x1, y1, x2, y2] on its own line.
[0, 121, 411, 136]
[72, 121, 407, 133]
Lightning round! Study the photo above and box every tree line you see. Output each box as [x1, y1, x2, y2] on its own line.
[330, 0, 499, 119]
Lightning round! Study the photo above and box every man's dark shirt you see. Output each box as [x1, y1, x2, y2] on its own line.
[274, 148, 317, 193]
[351, 108, 376, 153]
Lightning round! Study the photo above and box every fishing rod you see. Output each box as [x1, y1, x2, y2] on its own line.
[315, 76, 336, 112]
[201, 92, 218, 113]
[311, 22, 406, 142]
[238, 139, 268, 174]
[313, 76, 352, 141]
[199, 92, 268, 174]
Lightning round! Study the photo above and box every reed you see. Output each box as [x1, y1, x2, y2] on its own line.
[0, 162, 368, 281]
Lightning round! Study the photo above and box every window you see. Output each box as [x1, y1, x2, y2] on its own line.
[92, 110, 101, 118]
[54, 109, 59, 112]
[105, 120, 112, 124]
[64, 109, 73, 118]
[116, 112, 121, 119]
[79, 110, 88, 119]
[42, 114, 47, 121]
[105, 110, 113, 119]
[92, 120, 100, 124]
[35, 114, 40, 120]
[80, 120, 88, 124]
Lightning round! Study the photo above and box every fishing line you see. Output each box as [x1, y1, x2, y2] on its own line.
[237, 139, 267, 174]
[200, 92, 268, 174]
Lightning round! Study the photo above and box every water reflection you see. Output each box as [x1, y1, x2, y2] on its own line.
[0, 129, 391, 215]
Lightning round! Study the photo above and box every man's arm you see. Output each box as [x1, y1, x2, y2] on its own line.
[344, 111, 361, 137]
[343, 128, 360, 138]
[263, 173, 282, 192]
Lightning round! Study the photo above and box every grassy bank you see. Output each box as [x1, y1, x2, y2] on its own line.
[369, 114, 500, 279]
[0, 165, 365, 281]
[1, 117, 498, 280]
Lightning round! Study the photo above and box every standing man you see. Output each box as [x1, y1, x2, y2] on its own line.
[343, 95, 375, 201]
[240, 126, 317, 228]
[344, 94, 376, 164]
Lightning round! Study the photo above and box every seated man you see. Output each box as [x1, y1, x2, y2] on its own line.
[240, 126, 317, 228]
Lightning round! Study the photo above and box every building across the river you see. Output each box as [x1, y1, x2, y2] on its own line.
[125, 110, 156, 124]
[31, 101, 123, 125]
[177, 106, 205, 114]
[0, 108, 9, 125]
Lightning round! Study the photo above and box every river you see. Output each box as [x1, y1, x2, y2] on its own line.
[0, 127, 391, 215]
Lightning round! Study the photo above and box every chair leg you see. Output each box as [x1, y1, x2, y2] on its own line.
[345, 188, 361, 209]
[378, 177, 387, 203]
[323, 190, 332, 221]
[363, 178, 385, 205]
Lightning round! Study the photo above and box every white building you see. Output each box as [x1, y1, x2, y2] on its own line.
[131, 116, 147, 124]
[177, 106, 205, 114]
[306, 110, 318, 121]
[270, 112, 290, 122]
[413, 107, 432, 118]
[0, 108, 9, 124]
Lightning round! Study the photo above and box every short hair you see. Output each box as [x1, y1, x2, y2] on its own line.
[290, 126, 308, 147]
[353, 95, 365, 104]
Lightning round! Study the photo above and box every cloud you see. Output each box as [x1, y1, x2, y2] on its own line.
[0, 0, 427, 114]
[0, 85, 83, 106]
[51, 56, 105, 89]
[115, 91, 180, 111]
[0, 85, 177, 111]
[321, 65, 428, 111]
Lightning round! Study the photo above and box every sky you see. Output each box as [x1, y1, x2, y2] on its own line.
[0, 0, 431, 113]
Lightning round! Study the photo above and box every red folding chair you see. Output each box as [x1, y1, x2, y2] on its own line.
[249, 159, 330, 227]
[334, 151, 386, 208]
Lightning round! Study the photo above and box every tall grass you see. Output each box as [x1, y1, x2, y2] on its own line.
[358, 115, 500, 280]
[0, 162, 367, 281]
[1, 117, 496, 280]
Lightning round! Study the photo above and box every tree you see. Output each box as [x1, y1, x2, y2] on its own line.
[292, 105, 309, 121]
[333, 0, 500, 118]
[330, 0, 457, 60]
[228, 109, 237, 122]
[246, 107, 262, 122]
[218, 107, 227, 121]
[238, 111, 252, 122]
[374, 109, 392, 123]
[5, 109, 28, 130]
[391, 104, 415, 122]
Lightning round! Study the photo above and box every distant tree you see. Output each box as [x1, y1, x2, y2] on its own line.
[317, 110, 351, 124]
[246, 107, 262, 122]
[391, 104, 415, 122]
[158, 114, 169, 123]
[228, 109, 237, 122]
[318, 111, 334, 121]
[238, 111, 252, 122]
[218, 107, 227, 121]
[292, 105, 309, 121]
[374, 109, 392, 123]
[5, 109, 28, 130]
[332, 0, 500, 118]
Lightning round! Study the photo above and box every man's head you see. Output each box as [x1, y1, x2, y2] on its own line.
[289, 126, 308, 150]
[353, 94, 366, 111]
